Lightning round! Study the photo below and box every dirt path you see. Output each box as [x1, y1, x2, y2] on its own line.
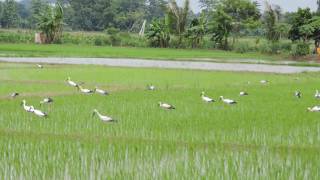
[1, 57, 320, 74]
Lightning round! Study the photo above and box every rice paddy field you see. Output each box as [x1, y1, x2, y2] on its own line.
[0, 62, 319, 179]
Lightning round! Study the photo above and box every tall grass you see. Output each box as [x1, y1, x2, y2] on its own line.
[0, 29, 311, 58]
[0, 29, 34, 43]
[0, 29, 148, 47]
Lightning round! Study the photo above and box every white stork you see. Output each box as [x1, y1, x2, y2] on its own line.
[240, 91, 249, 96]
[260, 80, 269, 84]
[66, 77, 79, 87]
[220, 96, 237, 105]
[295, 91, 302, 99]
[201, 92, 215, 103]
[92, 109, 115, 123]
[308, 106, 320, 112]
[11, 92, 19, 98]
[78, 85, 94, 94]
[33, 109, 48, 118]
[36, 64, 43, 69]
[147, 84, 156, 91]
[315, 90, 320, 99]
[94, 87, 109, 95]
[40, 97, 54, 104]
[21, 100, 34, 113]
[159, 102, 175, 110]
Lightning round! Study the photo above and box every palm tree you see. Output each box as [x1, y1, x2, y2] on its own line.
[263, 2, 280, 42]
[166, 0, 190, 38]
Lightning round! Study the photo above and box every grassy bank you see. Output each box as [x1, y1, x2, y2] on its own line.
[0, 62, 319, 178]
[0, 43, 285, 61]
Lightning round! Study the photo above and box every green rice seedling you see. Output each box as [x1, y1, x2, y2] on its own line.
[0, 63, 319, 178]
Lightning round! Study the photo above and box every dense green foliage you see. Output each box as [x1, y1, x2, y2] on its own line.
[286, 8, 320, 54]
[68, 0, 113, 31]
[147, 19, 170, 48]
[208, 9, 232, 49]
[289, 8, 313, 42]
[0, 0, 19, 28]
[185, 15, 206, 48]
[0, 0, 319, 57]
[0, 0, 166, 31]
[291, 42, 310, 56]
[300, 16, 320, 47]
[215, 0, 261, 41]
[37, 2, 64, 43]
[29, 0, 49, 29]
[0, 30, 312, 60]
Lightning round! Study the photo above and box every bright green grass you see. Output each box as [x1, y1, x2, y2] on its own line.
[0, 43, 282, 61]
[0, 62, 319, 179]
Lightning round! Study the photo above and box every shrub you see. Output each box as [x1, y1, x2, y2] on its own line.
[169, 36, 188, 48]
[118, 32, 131, 38]
[102, 37, 111, 46]
[200, 38, 216, 49]
[270, 43, 281, 54]
[62, 33, 80, 44]
[291, 42, 310, 56]
[109, 35, 121, 46]
[104, 28, 121, 46]
[62, 32, 101, 45]
[0, 30, 33, 43]
[105, 27, 120, 36]
[255, 38, 260, 45]
[258, 42, 272, 54]
[120, 35, 147, 47]
[279, 42, 292, 52]
[94, 38, 103, 46]
[169, 37, 180, 48]
[259, 42, 282, 54]
[233, 42, 251, 53]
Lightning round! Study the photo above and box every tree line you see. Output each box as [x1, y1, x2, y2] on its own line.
[0, 0, 167, 31]
[147, 0, 320, 56]
[1, 0, 320, 56]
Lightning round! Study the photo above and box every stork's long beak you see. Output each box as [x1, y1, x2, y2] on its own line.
[91, 112, 95, 118]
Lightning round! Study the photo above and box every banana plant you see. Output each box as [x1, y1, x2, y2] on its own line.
[185, 14, 206, 48]
[37, 2, 64, 43]
[147, 19, 170, 48]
